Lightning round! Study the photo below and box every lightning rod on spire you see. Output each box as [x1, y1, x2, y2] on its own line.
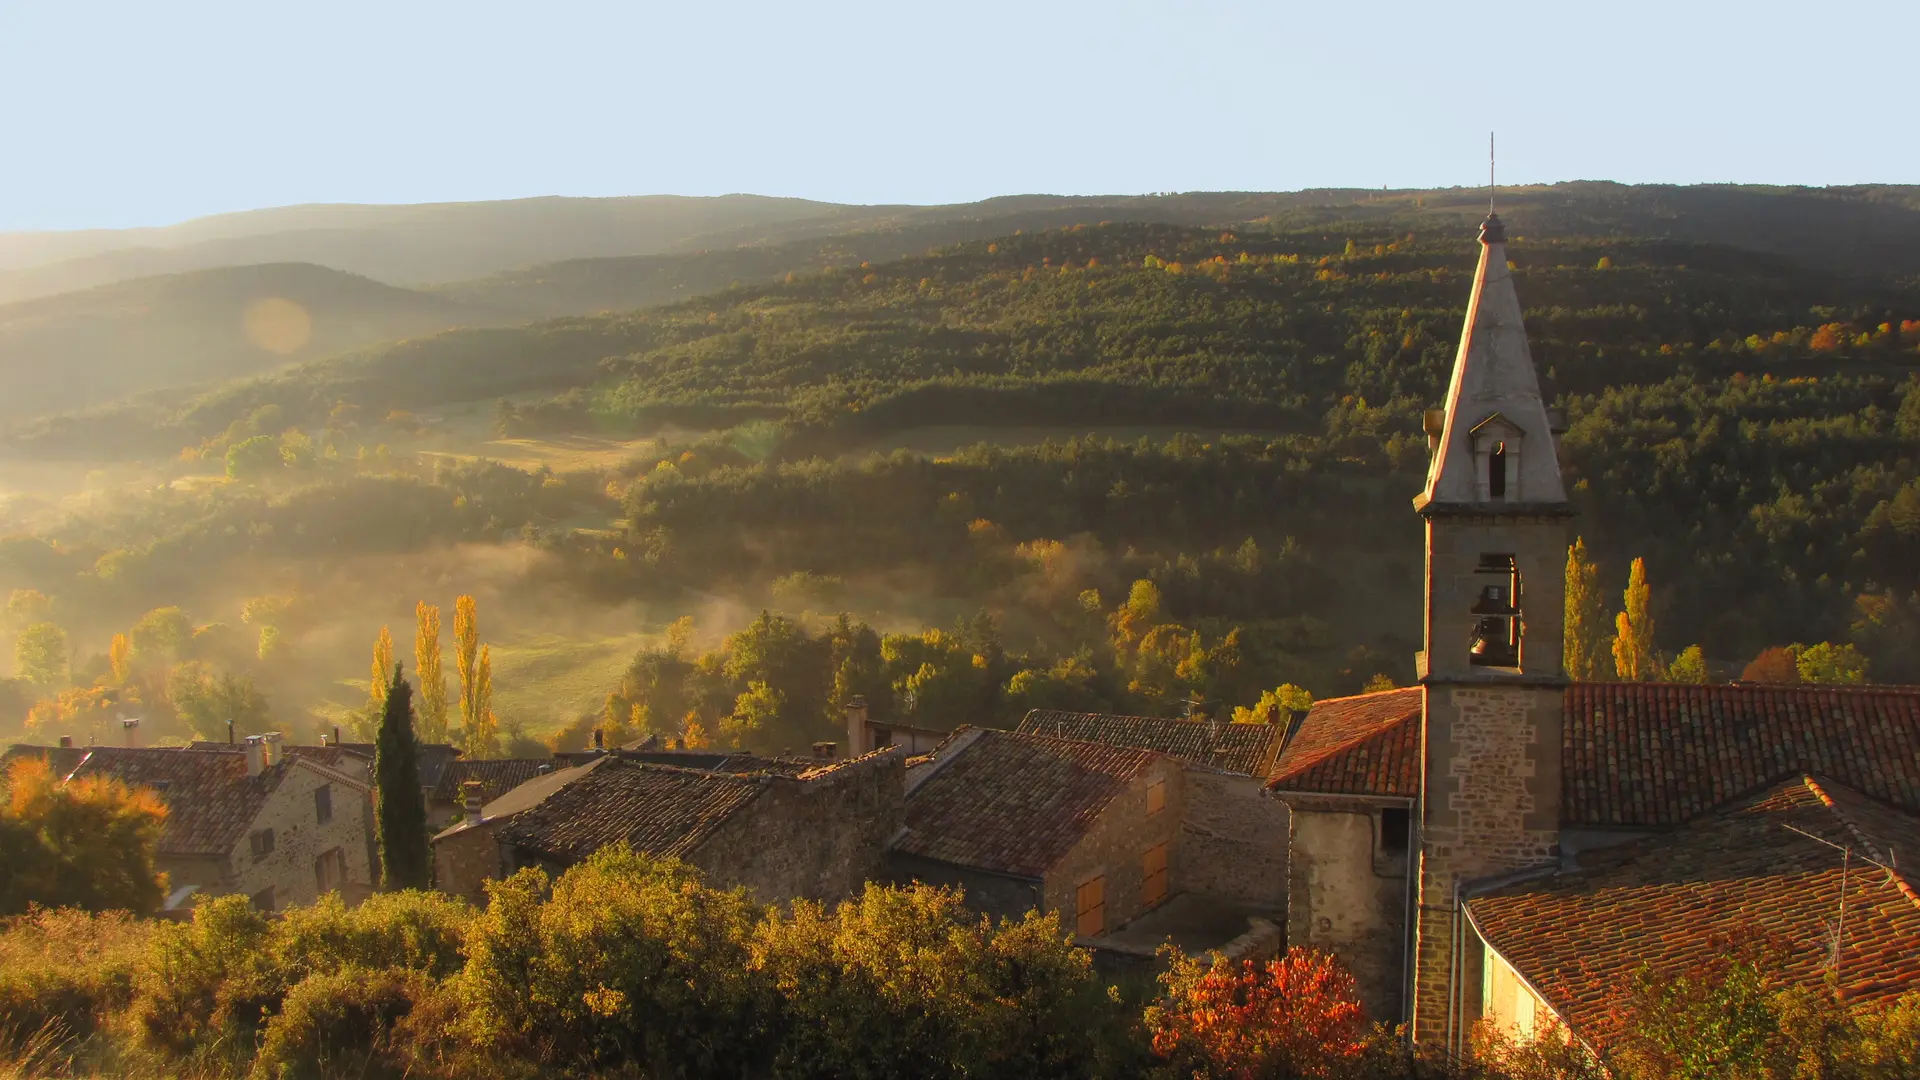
[1489, 132, 1496, 213]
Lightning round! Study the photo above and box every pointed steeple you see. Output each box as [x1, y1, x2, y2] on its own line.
[1415, 213, 1566, 511]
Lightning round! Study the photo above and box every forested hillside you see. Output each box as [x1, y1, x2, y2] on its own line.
[0, 263, 501, 419]
[1, 192, 1916, 755]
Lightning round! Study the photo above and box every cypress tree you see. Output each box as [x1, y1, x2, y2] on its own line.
[374, 663, 431, 890]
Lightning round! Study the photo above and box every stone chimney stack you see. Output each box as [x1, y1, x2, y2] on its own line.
[262, 732, 283, 768]
[244, 735, 267, 777]
[843, 696, 869, 757]
[121, 718, 140, 748]
[461, 779, 485, 826]
[812, 741, 838, 761]
[58, 735, 72, 749]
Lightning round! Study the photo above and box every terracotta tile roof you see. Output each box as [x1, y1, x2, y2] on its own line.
[1564, 682, 1920, 826]
[1018, 709, 1283, 775]
[1469, 775, 1920, 1046]
[2, 743, 91, 779]
[497, 759, 765, 865]
[432, 758, 550, 805]
[895, 728, 1161, 879]
[66, 747, 284, 858]
[1266, 688, 1422, 797]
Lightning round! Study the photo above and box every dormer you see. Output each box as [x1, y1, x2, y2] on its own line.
[1469, 413, 1525, 502]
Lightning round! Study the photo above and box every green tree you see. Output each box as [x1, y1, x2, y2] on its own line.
[373, 665, 430, 891]
[14, 621, 67, 688]
[5, 588, 52, 630]
[1666, 645, 1709, 684]
[1233, 684, 1312, 724]
[224, 434, 283, 479]
[1564, 538, 1606, 681]
[0, 756, 168, 916]
[1612, 557, 1657, 681]
[167, 663, 271, 742]
[129, 606, 194, 664]
[1794, 641, 1869, 685]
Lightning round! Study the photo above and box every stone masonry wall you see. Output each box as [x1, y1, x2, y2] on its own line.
[694, 747, 905, 906]
[228, 763, 376, 910]
[1043, 758, 1184, 938]
[432, 820, 505, 904]
[1284, 804, 1410, 1023]
[1176, 770, 1290, 912]
[1412, 684, 1562, 1045]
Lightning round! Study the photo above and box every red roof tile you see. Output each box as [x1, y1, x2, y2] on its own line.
[1018, 709, 1283, 775]
[497, 759, 765, 865]
[896, 728, 1161, 878]
[1267, 688, 1422, 797]
[1564, 683, 1920, 826]
[67, 747, 284, 858]
[1469, 775, 1920, 1046]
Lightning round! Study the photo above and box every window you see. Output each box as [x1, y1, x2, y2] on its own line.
[1146, 778, 1166, 817]
[248, 828, 276, 860]
[314, 784, 333, 825]
[1142, 842, 1169, 906]
[1380, 807, 1410, 854]
[1075, 876, 1106, 938]
[250, 887, 276, 912]
[1488, 442, 1507, 498]
[314, 847, 347, 893]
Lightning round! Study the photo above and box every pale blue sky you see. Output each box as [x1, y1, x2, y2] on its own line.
[1, 0, 1913, 231]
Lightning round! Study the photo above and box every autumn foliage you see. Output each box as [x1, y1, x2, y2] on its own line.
[1147, 947, 1370, 1080]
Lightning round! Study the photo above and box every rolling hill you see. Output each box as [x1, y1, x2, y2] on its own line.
[0, 262, 501, 419]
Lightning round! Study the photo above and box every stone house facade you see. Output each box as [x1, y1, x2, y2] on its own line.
[58, 738, 375, 911]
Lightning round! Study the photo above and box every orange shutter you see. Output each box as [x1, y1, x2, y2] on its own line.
[1075, 876, 1106, 937]
[1146, 779, 1166, 816]
[1143, 842, 1169, 905]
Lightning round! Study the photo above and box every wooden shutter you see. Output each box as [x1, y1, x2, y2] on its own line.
[1075, 876, 1106, 937]
[1142, 842, 1169, 905]
[1146, 779, 1166, 817]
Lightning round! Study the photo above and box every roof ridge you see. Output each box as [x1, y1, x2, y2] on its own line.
[1800, 775, 1920, 916]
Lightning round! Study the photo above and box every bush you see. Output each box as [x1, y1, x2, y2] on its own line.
[247, 966, 429, 1080]
[129, 894, 281, 1062]
[270, 890, 470, 983]
[0, 907, 152, 1053]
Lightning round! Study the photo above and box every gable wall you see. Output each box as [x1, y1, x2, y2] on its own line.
[1042, 758, 1184, 938]
[1175, 769, 1290, 912]
[223, 765, 375, 909]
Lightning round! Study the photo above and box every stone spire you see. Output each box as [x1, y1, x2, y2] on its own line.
[1415, 213, 1566, 511]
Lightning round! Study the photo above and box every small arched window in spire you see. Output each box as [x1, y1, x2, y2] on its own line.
[1488, 442, 1507, 499]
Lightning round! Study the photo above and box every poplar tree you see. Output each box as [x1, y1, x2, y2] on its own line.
[368, 626, 394, 717]
[373, 664, 431, 891]
[1563, 538, 1605, 681]
[454, 595, 497, 757]
[1611, 557, 1657, 681]
[414, 602, 448, 744]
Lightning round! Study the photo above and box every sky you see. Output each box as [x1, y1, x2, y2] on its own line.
[1, 0, 1915, 232]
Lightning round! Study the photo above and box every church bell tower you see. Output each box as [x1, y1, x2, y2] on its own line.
[1410, 211, 1571, 1047]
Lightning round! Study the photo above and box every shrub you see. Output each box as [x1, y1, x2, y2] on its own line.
[1146, 946, 1370, 1080]
[270, 890, 470, 983]
[247, 966, 428, 1080]
[129, 894, 281, 1062]
[754, 882, 1128, 1079]
[0, 907, 152, 1053]
[456, 847, 771, 1076]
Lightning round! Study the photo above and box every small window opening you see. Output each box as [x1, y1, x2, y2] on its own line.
[1471, 553, 1522, 667]
[1488, 441, 1507, 499]
[1381, 807, 1410, 853]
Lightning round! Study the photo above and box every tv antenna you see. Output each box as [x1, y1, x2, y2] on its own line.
[1489, 132, 1497, 213]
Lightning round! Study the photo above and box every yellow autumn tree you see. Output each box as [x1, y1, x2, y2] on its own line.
[108, 633, 133, 686]
[414, 602, 449, 743]
[1611, 558, 1657, 681]
[1563, 538, 1606, 680]
[454, 595, 496, 757]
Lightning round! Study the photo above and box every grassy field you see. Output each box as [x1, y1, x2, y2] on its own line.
[486, 630, 650, 735]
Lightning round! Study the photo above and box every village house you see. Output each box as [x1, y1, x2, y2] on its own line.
[433, 747, 903, 905]
[1268, 209, 1920, 1056]
[8, 735, 376, 912]
[889, 726, 1283, 958]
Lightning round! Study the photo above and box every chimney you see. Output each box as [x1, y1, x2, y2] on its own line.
[244, 735, 266, 777]
[226, 718, 235, 745]
[460, 779, 485, 826]
[261, 732, 283, 768]
[122, 717, 140, 748]
[58, 735, 72, 748]
[593, 728, 605, 752]
[812, 741, 837, 761]
[332, 725, 342, 747]
[844, 696, 869, 757]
